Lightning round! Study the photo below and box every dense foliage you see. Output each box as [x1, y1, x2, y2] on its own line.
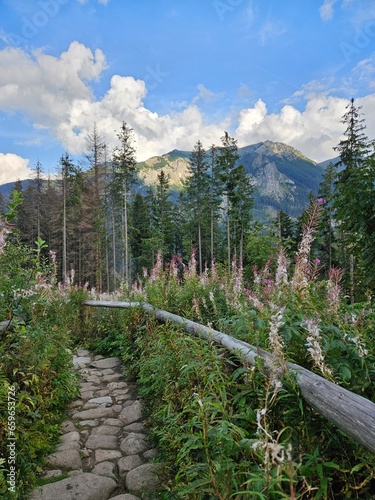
[0, 194, 82, 499]
[1, 98, 375, 498]
[84, 200, 375, 499]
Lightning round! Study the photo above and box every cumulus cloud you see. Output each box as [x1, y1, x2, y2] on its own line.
[0, 42, 229, 161]
[235, 95, 349, 162]
[0, 153, 33, 184]
[1, 41, 375, 168]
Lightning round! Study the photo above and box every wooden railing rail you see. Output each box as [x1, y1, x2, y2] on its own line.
[83, 300, 375, 455]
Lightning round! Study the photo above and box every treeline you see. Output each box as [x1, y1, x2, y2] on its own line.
[6, 98, 375, 300]
[6, 125, 254, 291]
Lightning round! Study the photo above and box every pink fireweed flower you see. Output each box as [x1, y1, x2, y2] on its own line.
[304, 318, 332, 377]
[187, 249, 197, 278]
[169, 255, 179, 279]
[269, 308, 285, 360]
[327, 267, 343, 313]
[150, 250, 163, 282]
[268, 308, 286, 390]
[292, 199, 323, 290]
[243, 289, 265, 312]
[275, 250, 288, 287]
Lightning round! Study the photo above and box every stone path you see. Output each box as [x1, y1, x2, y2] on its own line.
[29, 349, 161, 500]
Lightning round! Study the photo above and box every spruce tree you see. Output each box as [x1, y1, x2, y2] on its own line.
[184, 140, 211, 273]
[216, 132, 254, 267]
[111, 122, 137, 286]
[150, 170, 175, 262]
[332, 98, 375, 296]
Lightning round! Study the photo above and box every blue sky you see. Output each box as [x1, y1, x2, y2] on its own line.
[0, 0, 375, 183]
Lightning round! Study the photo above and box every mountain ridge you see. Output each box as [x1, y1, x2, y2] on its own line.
[0, 141, 336, 220]
[139, 141, 330, 219]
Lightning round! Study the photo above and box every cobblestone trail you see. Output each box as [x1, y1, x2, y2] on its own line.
[29, 349, 161, 500]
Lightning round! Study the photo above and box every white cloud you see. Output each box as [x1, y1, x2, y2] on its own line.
[0, 153, 33, 184]
[0, 43, 229, 161]
[319, 0, 339, 21]
[235, 95, 350, 162]
[1, 42, 375, 169]
[353, 53, 375, 88]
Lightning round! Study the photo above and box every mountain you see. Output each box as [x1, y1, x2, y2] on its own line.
[138, 141, 325, 220]
[137, 150, 191, 191]
[0, 141, 328, 221]
[238, 141, 324, 219]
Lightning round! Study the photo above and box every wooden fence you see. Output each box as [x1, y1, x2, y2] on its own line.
[84, 300, 375, 455]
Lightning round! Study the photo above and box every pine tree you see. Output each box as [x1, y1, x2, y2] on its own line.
[316, 163, 338, 272]
[208, 145, 222, 263]
[150, 170, 175, 262]
[216, 132, 254, 267]
[129, 193, 153, 277]
[332, 98, 375, 297]
[184, 140, 211, 273]
[84, 124, 107, 290]
[111, 122, 137, 286]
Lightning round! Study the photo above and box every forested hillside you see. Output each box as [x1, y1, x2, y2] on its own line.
[1, 100, 375, 301]
[0, 99, 375, 499]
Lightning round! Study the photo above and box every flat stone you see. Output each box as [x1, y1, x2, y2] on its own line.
[126, 464, 161, 493]
[94, 355, 105, 360]
[115, 394, 132, 403]
[102, 368, 115, 375]
[91, 425, 121, 436]
[80, 384, 98, 393]
[42, 470, 63, 478]
[103, 418, 124, 427]
[70, 400, 84, 409]
[85, 376, 102, 384]
[118, 455, 143, 478]
[91, 357, 122, 369]
[60, 431, 80, 444]
[73, 407, 115, 421]
[56, 442, 81, 452]
[73, 356, 91, 369]
[143, 449, 158, 460]
[112, 389, 129, 396]
[82, 403, 101, 410]
[94, 389, 110, 397]
[95, 449, 122, 463]
[120, 401, 142, 425]
[91, 461, 116, 479]
[79, 391, 95, 400]
[85, 434, 118, 450]
[77, 349, 91, 357]
[60, 421, 76, 433]
[29, 472, 117, 500]
[112, 405, 123, 414]
[88, 396, 113, 406]
[108, 382, 128, 390]
[102, 373, 122, 383]
[123, 423, 145, 433]
[120, 433, 148, 455]
[47, 449, 82, 470]
[79, 420, 98, 427]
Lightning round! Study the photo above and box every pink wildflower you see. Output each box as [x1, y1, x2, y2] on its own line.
[327, 267, 343, 313]
[275, 250, 288, 287]
[304, 318, 332, 377]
